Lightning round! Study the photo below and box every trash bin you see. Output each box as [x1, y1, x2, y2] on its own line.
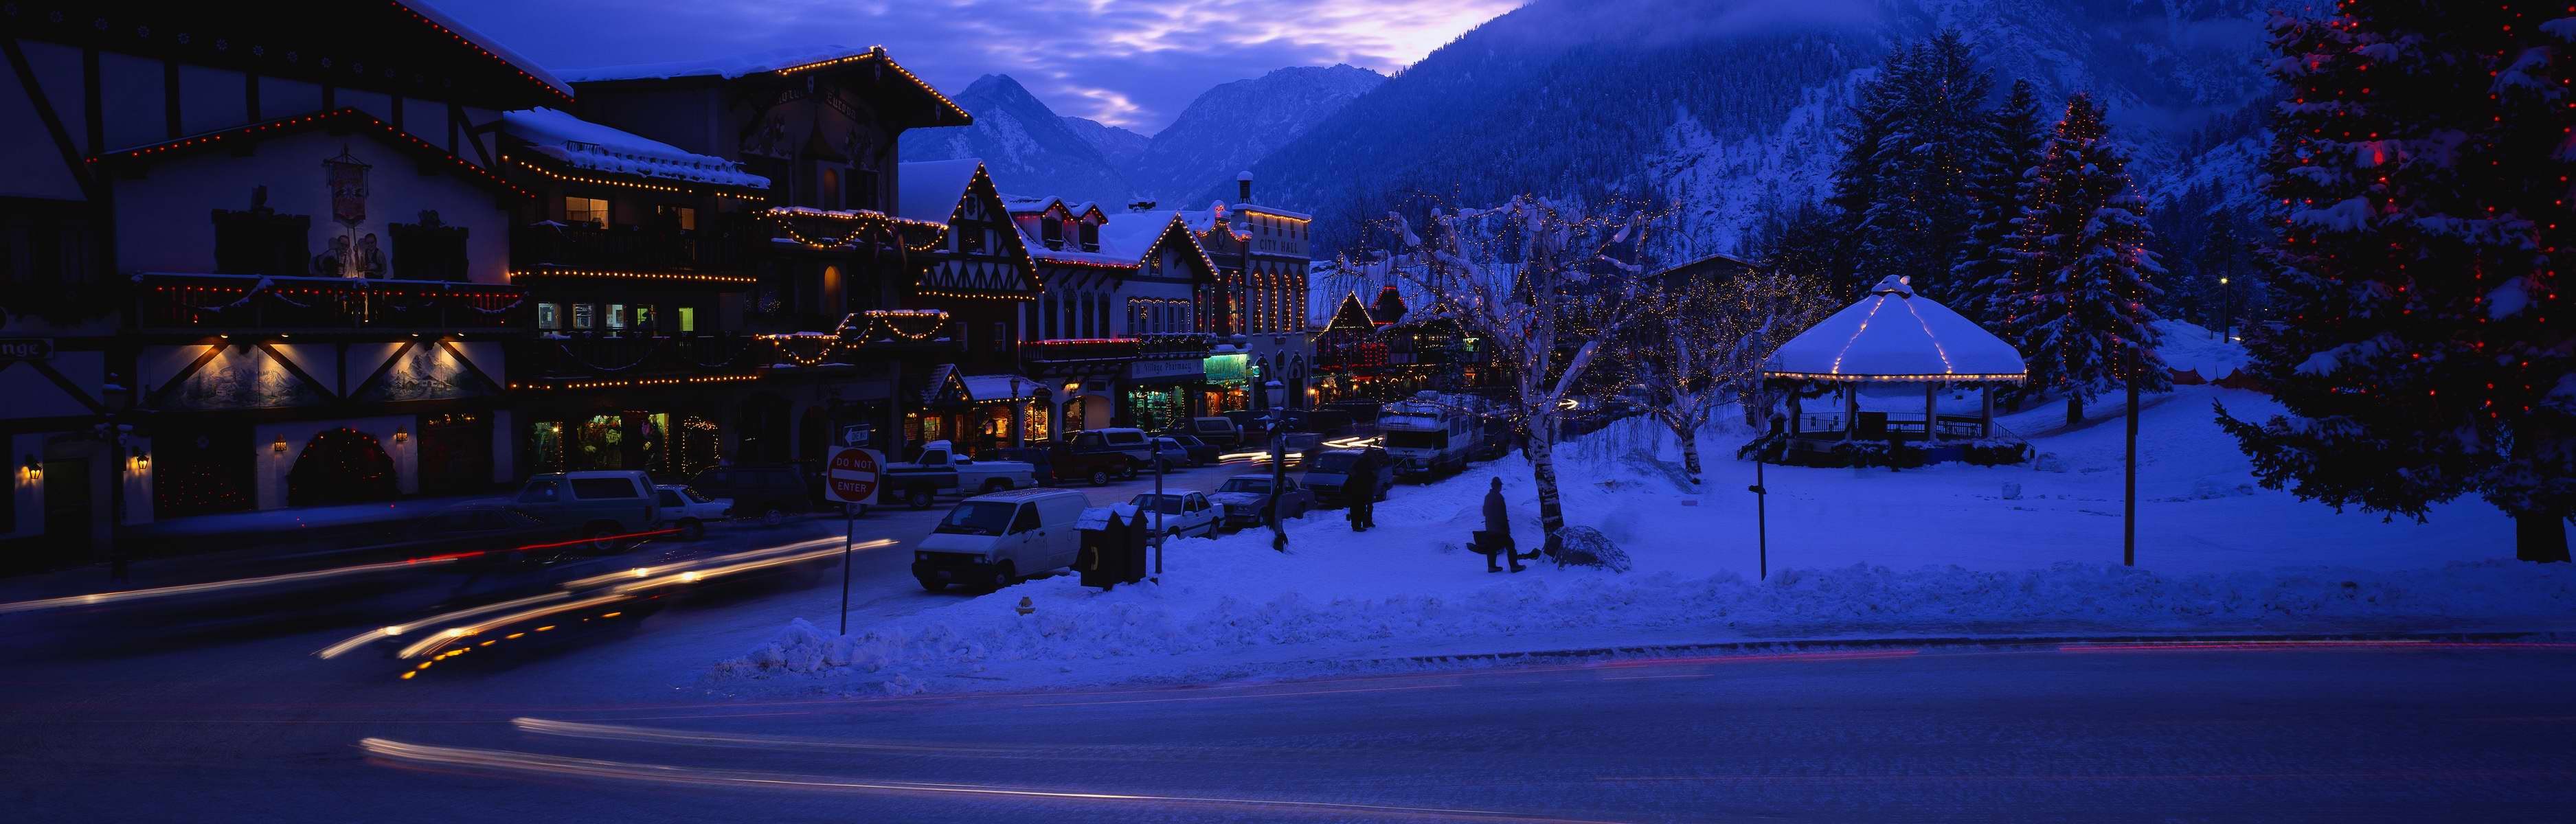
[1076, 504, 1147, 589]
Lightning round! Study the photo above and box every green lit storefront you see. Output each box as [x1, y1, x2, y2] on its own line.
[1198, 352, 1250, 415]
[1124, 356, 1207, 432]
[523, 409, 725, 480]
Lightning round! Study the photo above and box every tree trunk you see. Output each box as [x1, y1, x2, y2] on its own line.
[2517, 512, 2571, 563]
[2065, 396, 2083, 427]
[1678, 426, 1704, 490]
[1527, 428, 1568, 558]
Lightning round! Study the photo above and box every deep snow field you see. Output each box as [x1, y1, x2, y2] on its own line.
[714, 325, 2573, 698]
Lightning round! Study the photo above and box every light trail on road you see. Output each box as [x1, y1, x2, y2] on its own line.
[358, 737, 1616, 822]
[0, 554, 482, 616]
[313, 592, 573, 659]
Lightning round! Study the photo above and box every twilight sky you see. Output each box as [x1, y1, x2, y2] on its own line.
[434, 0, 1521, 135]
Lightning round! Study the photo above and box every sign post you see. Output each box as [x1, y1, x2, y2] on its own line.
[824, 447, 883, 634]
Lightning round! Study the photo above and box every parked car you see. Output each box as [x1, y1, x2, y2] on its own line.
[1128, 490, 1219, 538]
[1207, 474, 1315, 528]
[1066, 427, 1157, 466]
[1278, 432, 1324, 467]
[512, 470, 661, 552]
[1164, 433, 1223, 467]
[1145, 437, 1197, 472]
[686, 464, 813, 525]
[1172, 416, 1243, 448]
[652, 484, 730, 540]
[1043, 441, 1136, 486]
[1302, 447, 1393, 505]
[884, 439, 1039, 509]
[985, 447, 1058, 485]
[911, 488, 1089, 592]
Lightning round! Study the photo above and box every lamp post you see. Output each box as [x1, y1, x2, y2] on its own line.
[2217, 276, 2231, 341]
[1263, 377, 1287, 553]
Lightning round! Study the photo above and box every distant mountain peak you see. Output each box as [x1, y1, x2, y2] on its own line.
[899, 73, 1135, 205]
[1129, 65, 1386, 203]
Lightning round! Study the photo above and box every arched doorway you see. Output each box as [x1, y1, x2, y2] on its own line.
[287, 428, 397, 506]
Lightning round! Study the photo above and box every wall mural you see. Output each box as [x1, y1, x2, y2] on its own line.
[166, 346, 328, 411]
[357, 342, 484, 403]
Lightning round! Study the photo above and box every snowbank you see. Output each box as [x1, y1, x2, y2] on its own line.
[713, 385, 2563, 697]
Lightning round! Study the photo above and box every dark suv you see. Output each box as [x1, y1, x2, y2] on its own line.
[686, 464, 813, 525]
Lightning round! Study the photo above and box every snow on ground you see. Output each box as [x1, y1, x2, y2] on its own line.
[711, 382, 2573, 698]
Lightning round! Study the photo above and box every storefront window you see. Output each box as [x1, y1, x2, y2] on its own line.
[528, 421, 567, 474]
[537, 302, 561, 330]
[1125, 387, 1182, 433]
[575, 414, 624, 469]
[572, 304, 596, 330]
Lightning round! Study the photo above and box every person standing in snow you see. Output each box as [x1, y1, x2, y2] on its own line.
[1480, 476, 1522, 573]
[1346, 455, 1377, 532]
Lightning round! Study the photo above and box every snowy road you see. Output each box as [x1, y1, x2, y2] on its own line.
[8, 641, 2573, 821]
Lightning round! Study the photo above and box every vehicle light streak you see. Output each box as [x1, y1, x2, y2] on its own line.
[314, 592, 573, 659]
[512, 527, 681, 553]
[359, 737, 1607, 821]
[556, 536, 856, 591]
[2057, 640, 2576, 654]
[0, 554, 482, 615]
[514, 718, 1049, 757]
[606, 540, 888, 595]
[397, 593, 632, 659]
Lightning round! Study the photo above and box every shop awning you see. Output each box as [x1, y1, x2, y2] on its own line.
[960, 374, 1044, 402]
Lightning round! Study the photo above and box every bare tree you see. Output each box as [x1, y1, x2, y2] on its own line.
[1362, 194, 1670, 556]
[1620, 266, 1835, 489]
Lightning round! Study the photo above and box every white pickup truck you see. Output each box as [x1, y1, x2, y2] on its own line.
[883, 440, 1039, 509]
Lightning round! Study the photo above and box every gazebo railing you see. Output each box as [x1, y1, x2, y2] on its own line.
[1795, 412, 1992, 440]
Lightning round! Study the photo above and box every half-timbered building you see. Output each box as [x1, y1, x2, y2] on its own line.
[1, 2, 563, 561]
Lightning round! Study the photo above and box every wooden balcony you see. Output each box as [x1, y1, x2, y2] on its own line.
[135, 273, 525, 334]
[508, 216, 758, 279]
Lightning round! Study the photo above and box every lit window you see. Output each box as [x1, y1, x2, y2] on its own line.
[633, 306, 655, 330]
[655, 205, 697, 231]
[536, 303, 561, 330]
[607, 304, 626, 330]
[677, 307, 696, 332]
[565, 196, 609, 227]
[572, 304, 596, 330]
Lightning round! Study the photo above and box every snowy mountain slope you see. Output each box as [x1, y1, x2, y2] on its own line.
[899, 75, 1135, 205]
[1225, 0, 2290, 255]
[1128, 65, 1383, 203]
[1062, 117, 1151, 170]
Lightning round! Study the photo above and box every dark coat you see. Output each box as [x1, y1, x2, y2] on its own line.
[1482, 486, 1510, 536]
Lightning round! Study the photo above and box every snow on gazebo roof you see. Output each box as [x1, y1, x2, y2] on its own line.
[1763, 275, 2026, 383]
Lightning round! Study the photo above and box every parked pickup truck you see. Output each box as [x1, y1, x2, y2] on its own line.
[884, 440, 1039, 509]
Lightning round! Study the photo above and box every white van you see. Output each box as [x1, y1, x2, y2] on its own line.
[911, 488, 1089, 591]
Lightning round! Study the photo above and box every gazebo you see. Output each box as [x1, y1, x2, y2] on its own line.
[1761, 275, 2027, 464]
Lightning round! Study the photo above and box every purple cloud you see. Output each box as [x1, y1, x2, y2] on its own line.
[429, 0, 1516, 133]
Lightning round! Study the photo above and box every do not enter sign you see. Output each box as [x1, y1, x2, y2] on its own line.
[825, 447, 883, 505]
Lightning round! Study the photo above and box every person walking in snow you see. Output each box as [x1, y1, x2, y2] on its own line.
[1479, 476, 1522, 573]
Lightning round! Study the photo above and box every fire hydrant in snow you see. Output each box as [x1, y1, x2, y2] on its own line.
[1015, 596, 1035, 616]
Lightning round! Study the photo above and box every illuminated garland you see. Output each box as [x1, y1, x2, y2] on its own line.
[772, 46, 970, 123]
[504, 155, 765, 198]
[508, 268, 757, 285]
[92, 108, 528, 199]
[385, 0, 574, 104]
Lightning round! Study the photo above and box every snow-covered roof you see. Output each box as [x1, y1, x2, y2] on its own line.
[1763, 276, 2025, 382]
[557, 45, 874, 83]
[898, 159, 985, 223]
[502, 108, 767, 189]
[961, 374, 1043, 402]
[1234, 203, 1313, 221]
[1012, 206, 1201, 270]
[400, 1, 573, 99]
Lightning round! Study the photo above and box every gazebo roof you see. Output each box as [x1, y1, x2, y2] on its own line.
[1764, 276, 2025, 383]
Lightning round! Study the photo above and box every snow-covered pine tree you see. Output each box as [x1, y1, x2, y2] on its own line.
[2002, 92, 2170, 426]
[1853, 31, 1991, 301]
[2219, 3, 2574, 563]
[1825, 49, 1908, 299]
[1951, 79, 2046, 327]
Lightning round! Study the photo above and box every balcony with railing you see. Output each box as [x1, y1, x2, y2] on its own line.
[135, 273, 526, 334]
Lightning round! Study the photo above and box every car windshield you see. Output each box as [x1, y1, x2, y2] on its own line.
[935, 501, 1018, 536]
[678, 487, 713, 503]
[1129, 494, 1187, 514]
[1217, 478, 1271, 495]
[1309, 452, 1357, 472]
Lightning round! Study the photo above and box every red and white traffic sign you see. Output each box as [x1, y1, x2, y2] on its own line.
[824, 447, 882, 505]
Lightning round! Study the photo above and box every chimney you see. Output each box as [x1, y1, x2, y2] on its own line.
[1236, 170, 1254, 203]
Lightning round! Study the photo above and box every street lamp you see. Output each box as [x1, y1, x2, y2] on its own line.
[1263, 377, 1287, 553]
[2217, 276, 2231, 341]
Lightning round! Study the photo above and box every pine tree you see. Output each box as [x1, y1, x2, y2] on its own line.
[2219, 3, 2575, 563]
[1825, 49, 1908, 299]
[1854, 31, 1992, 300]
[1952, 79, 2046, 326]
[2002, 92, 2171, 425]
